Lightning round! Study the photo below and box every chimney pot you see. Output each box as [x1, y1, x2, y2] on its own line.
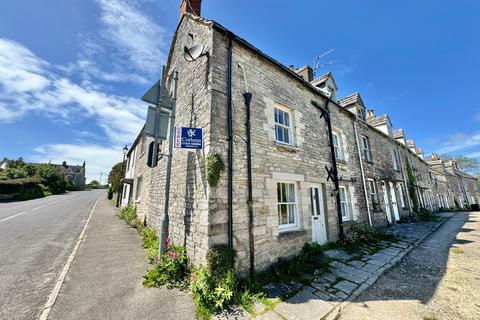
[179, 0, 202, 20]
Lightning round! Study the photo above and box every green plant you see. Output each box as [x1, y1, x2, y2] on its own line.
[405, 158, 419, 213]
[191, 245, 236, 318]
[140, 228, 159, 263]
[143, 238, 190, 289]
[107, 187, 113, 200]
[205, 153, 225, 187]
[419, 208, 438, 221]
[118, 204, 141, 228]
[35, 163, 67, 194]
[344, 223, 396, 250]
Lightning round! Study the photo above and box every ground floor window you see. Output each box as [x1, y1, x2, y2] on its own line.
[122, 184, 128, 199]
[277, 182, 298, 230]
[339, 186, 350, 221]
[398, 183, 406, 208]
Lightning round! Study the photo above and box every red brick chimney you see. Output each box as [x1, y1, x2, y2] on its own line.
[179, 0, 202, 20]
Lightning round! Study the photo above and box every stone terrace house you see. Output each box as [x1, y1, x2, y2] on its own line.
[127, 1, 480, 273]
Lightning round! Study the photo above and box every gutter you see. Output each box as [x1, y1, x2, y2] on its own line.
[226, 33, 234, 265]
[311, 100, 345, 242]
[353, 119, 372, 226]
[237, 63, 255, 277]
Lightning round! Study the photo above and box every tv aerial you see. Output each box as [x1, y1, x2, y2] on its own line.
[313, 49, 339, 76]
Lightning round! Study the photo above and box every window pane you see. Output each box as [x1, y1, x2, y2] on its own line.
[281, 183, 287, 202]
[278, 110, 284, 124]
[274, 108, 279, 123]
[277, 183, 281, 202]
[287, 183, 295, 202]
[279, 204, 288, 224]
[283, 128, 290, 144]
[276, 126, 283, 142]
[284, 112, 290, 127]
[288, 204, 295, 224]
[339, 187, 346, 201]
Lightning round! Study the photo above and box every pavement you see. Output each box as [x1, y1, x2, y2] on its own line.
[339, 211, 480, 320]
[47, 192, 195, 320]
[235, 212, 457, 320]
[0, 190, 103, 320]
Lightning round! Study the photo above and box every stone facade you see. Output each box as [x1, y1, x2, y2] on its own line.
[126, 14, 480, 273]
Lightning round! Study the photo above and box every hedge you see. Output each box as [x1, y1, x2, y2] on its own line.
[0, 178, 45, 195]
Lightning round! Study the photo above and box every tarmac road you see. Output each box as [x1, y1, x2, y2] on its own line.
[0, 190, 103, 320]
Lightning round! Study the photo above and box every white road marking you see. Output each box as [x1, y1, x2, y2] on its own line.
[0, 199, 64, 223]
[0, 211, 27, 222]
[38, 195, 101, 320]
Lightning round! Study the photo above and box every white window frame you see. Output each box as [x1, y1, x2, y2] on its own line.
[277, 181, 299, 231]
[339, 186, 351, 221]
[356, 107, 365, 120]
[274, 106, 294, 145]
[361, 135, 372, 162]
[367, 179, 378, 204]
[398, 182, 406, 208]
[332, 132, 344, 161]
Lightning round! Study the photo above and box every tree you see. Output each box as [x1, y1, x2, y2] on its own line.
[35, 164, 67, 194]
[440, 154, 480, 176]
[108, 161, 125, 193]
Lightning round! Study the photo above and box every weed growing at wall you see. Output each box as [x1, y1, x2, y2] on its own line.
[344, 223, 397, 253]
[143, 237, 190, 289]
[205, 153, 224, 187]
[418, 208, 439, 221]
[118, 204, 142, 228]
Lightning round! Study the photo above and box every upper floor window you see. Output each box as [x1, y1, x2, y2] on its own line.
[361, 136, 372, 162]
[391, 149, 399, 170]
[274, 107, 293, 145]
[339, 186, 351, 221]
[135, 175, 143, 201]
[332, 132, 344, 161]
[277, 182, 298, 230]
[356, 107, 365, 120]
[367, 179, 378, 204]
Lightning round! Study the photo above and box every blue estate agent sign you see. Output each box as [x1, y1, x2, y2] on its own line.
[174, 127, 203, 149]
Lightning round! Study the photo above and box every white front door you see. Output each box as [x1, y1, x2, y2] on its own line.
[389, 182, 400, 221]
[311, 187, 327, 244]
[382, 182, 392, 224]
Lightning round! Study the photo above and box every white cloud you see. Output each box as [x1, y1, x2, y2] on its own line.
[97, 0, 167, 74]
[31, 144, 125, 183]
[0, 38, 145, 145]
[435, 132, 480, 154]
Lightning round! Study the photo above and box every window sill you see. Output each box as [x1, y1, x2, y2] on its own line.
[278, 229, 306, 240]
[336, 159, 347, 165]
[365, 160, 375, 165]
[275, 143, 300, 153]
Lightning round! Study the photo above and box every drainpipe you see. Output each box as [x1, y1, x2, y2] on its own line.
[311, 100, 345, 242]
[353, 119, 372, 226]
[398, 146, 413, 214]
[226, 33, 234, 265]
[238, 63, 255, 277]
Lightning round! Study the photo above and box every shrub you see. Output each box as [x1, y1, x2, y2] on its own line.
[118, 204, 141, 228]
[107, 187, 113, 200]
[4, 167, 29, 179]
[345, 223, 396, 246]
[143, 238, 190, 289]
[35, 164, 67, 194]
[191, 245, 235, 318]
[419, 208, 438, 221]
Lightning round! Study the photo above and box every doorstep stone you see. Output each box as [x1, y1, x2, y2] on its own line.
[253, 310, 284, 320]
[275, 290, 333, 320]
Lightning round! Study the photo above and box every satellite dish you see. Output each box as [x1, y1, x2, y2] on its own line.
[184, 44, 205, 62]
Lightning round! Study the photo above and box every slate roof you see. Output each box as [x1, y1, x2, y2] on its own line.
[310, 72, 338, 90]
[367, 114, 391, 127]
[338, 92, 363, 108]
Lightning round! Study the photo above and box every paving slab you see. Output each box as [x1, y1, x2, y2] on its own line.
[275, 290, 333, 320]
[253, 310, 284, 320]
[333, 280, 358, 294]
[323, 249, 352, 261]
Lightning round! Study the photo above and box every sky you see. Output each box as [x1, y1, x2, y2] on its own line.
[1, 0, 480, 182]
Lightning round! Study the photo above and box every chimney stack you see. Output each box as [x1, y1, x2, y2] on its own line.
[366, 109, 375, 120]
[295, 65, 314, 82]
[179, 0, 202, 20]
